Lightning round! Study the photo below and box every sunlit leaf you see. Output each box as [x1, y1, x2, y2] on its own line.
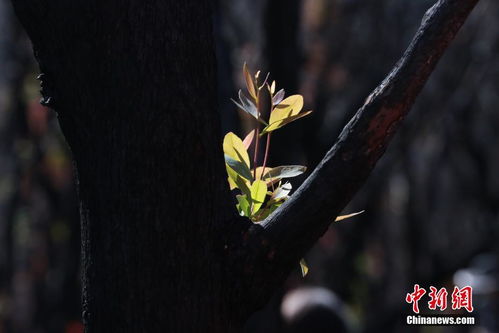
[272, 89, 285, 106]
[270, 95, 304, 124]
[227, 168, 238, 189]
[225, 154, 253, 181]
[231, 98, 254, 120]
[227, 177, 237, 190]
[250, 180, 267, 214]
[252, 166, 280, 187]
[242, 130, 255, 150]
[223, 132, 253, 184]
[238, 90, 259, 118]
[335, 210, 365, 222]
[261, 110, 312, 134]
[299, 259, 309, 277]
[263, 95, 307, 134]
[270, 182, 292, 201]
[223, 132, 250, 166]
[252, 166, 273, 180]
[236, 194, 251, 217]
[243, 63, 257, 100]
[231, 92, 267, 125]
[234, 174, 252, 198]
[263, 165, 307, 180]
[226, 162, 252, 196]
[225, 64, 313, 233]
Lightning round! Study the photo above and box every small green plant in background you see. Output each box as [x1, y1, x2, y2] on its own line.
[224, 63, 362, 276]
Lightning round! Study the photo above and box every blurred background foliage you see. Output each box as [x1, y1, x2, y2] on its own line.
[0, 0, 498, 332]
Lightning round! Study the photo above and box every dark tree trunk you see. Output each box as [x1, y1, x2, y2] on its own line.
[9, 0, 479, 332]
[11, 1, 252, 332]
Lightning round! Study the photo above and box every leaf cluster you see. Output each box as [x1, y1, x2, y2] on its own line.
[225, 64, 310, 222]
[224, 64, 362, 276]
[224, 131, 305, 222]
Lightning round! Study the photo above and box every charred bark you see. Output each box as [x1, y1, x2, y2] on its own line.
[10, 1, 251, 332]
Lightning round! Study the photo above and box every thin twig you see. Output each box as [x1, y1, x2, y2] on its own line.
[261, 133, 271, 180]
[253, 127, 260, 180]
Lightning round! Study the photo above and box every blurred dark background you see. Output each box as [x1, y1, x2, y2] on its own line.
[0, 0, 497, 332]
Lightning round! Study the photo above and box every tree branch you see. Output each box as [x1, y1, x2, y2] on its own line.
[249, 0, 480, 278]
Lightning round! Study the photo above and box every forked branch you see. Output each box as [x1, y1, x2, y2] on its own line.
[250, 0, 480, 275]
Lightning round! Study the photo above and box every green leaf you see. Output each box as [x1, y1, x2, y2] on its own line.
[250, 180, 267, 215]
[223, 132, 250, 166]
[252, 166, 272, 181]
[261, 110, 312, 134]
[227, 176, 237, 190]
[234, 174, 251, 198]
[225, 154, 253, 181]
[299, 258, 309, 277]
[263, 166, 307, 180]
[236, 194, 251, 217]
[226, 166, 238, 190]
[269, 95, 303, 124]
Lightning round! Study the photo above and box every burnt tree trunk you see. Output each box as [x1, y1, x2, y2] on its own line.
[10, 1, 251, 332]
[9, 0, 479, 332]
